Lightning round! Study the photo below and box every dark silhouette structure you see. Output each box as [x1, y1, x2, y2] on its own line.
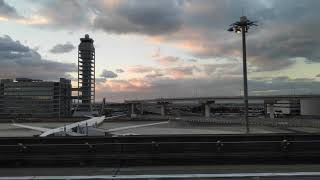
[228, 16, 257, 133]
[77, 34, 95, 112]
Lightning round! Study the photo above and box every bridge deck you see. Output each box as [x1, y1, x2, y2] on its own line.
[125, 95, 320, 103]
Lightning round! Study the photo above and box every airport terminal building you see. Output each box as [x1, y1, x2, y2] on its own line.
[0, 78, 72, 118]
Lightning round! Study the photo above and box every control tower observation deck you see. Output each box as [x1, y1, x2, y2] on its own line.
[77, 34, 95, 112]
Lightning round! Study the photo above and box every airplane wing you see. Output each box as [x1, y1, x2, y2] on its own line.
[13, 115, 126, 137]
[107, 121, 169, 133]
[12, 123, 51, 132]
[39, 115, 125, 137]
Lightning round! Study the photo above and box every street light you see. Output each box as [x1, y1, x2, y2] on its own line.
[228, 16, 257, 134]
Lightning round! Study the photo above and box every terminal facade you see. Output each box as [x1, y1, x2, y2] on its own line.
[0, 78, 72, 118]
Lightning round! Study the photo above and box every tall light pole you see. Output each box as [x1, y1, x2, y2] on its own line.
[228, 16, 257, 133]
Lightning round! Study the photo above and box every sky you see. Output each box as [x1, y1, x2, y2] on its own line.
[0, 0, 320, 102]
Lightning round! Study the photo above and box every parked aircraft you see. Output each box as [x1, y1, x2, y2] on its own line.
[12, 116, 169, 137]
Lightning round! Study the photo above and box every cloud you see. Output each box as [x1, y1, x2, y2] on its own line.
[202, 61, 250, 78]
[31, 0, 185, 34]
[141, 0, 320, 71]
[249, 77, 320, 95]
[0, 1, 50, 25]
[100, 78, 151, 92]
[115, 68, 124, 73]
[16, 15, 50, 25]
[0, 0, 20, 19]
[145, 72, 164, 79]
[50, 42, 75, 54]
[152, 48, 161, 58]
[34, 0, 91, 28]
[20, 0, 320, 72]
[92, 0, 185, 35]
[127, 65, 157, 74]
[155, 56, 180, 66]
[188, 59, 198, 62]
[166, 66, 199, 78]
[100, 69, 118, 79]
[0, 35, 76, 80]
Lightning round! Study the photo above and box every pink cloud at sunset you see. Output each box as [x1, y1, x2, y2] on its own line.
[98, 78, 151, 92]
[127, 65, 157, 74]
[155, 56, 180, 66]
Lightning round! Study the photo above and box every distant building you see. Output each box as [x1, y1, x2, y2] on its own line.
[0, 78, 72, 118]
[267, 100, 300, 118]
[274, 100, 300, 117]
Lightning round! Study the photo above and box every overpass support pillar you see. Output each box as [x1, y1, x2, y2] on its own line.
[140, 103, 144, 115]
[200, 100, 215, 118]
[129, 103, 137, 118]
[161, 105, 165, 116]
[205, 104, 210, 118]
[158, 101, 170, 116]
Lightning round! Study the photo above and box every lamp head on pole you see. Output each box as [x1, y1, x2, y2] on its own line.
[227, 16, 257, 34]
[235, 27, 242, 34]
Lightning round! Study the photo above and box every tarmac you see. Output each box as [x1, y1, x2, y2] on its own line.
[1, 118, 320, 137]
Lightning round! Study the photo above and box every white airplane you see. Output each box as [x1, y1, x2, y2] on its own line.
[12, 116, 169, 137]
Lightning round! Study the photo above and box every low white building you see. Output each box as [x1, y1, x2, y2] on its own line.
[267, 100, 300, 118]
[274, 100, 300, 116]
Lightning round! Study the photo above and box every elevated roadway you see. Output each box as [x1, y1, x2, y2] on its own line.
[125, 95, 320, 118]
[125, 95, 320, 103]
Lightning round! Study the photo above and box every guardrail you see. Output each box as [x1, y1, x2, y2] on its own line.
[1, 134, 320, 167]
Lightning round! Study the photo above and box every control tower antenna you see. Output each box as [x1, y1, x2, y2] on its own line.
[78, 34, 95, 112]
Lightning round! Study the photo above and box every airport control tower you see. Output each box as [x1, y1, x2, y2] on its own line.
[78, 34, 95, 112]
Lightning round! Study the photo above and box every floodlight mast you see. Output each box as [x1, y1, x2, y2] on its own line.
[228, 16, 257, 134]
